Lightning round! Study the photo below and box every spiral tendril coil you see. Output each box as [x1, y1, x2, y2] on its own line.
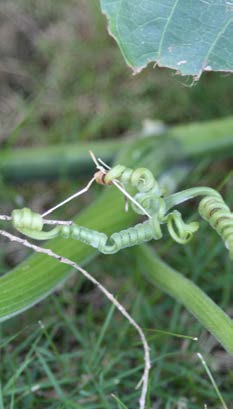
[199, 194, 233, 258]
[59, 215, 162, 254]
[102, 164, 163, 216]
[9, 165, 233, 259]
[12, 208, 59, 240]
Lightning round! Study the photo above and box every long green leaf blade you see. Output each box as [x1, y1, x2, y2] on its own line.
[0, 190, 135, 322]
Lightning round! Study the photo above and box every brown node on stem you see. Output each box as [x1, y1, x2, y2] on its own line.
[95, 170, 112, 186]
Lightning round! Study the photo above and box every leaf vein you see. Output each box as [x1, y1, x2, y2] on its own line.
[157, 0, 181, 60]
[202, 17, 233, 71]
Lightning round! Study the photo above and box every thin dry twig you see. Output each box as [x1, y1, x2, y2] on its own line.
[42, 176, 96, 217]
[0, 214, 72, 226]
[0, 228, 150, 409]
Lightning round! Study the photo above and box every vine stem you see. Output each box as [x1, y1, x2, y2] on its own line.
[0, 229, 150, 409]
[136, 245, 233, 355]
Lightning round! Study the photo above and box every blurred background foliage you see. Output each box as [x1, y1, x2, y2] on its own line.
[0, 0, 233, 147]
[0, 1, 233, 408]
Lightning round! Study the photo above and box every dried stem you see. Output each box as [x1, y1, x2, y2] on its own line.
[0, 214, 72, 226]
[42, 176, 96, 217]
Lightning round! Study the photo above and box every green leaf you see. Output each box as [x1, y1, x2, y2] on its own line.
[100, 0, 233, 77]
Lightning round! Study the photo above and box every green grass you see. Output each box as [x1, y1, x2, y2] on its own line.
[0, 0, 233, 408]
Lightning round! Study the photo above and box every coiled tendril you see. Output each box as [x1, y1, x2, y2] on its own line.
[11, 208, 162, 254]
[12, 208, 59, 240]
[199, 193, 233, 258]
[104, 165, 162, 215]
[9, 164, 233, 258]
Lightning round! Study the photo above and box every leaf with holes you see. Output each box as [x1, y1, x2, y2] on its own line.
[100, 0, 233, 77]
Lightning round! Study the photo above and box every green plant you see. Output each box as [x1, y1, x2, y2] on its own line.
[1, 134, 233, 406]
[1, 1, 233, 408]
[9, 163, 233, 258]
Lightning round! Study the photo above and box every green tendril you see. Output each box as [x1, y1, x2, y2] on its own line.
[199, 195, 233, 259]
[12, 208, 59, 240]
[9, 165, 233, 258]
[166, 211, 199, 244]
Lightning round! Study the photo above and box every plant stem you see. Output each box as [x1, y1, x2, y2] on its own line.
[170, 116, 233, 157]
[0, 139, 120, 181]
[0, 116, 233, 181]
[135, 245, 233, 355]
